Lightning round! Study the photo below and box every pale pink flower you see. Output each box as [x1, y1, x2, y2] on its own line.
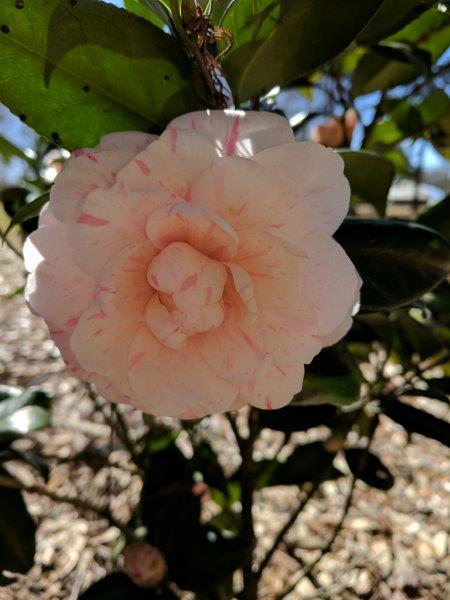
[311, 109, 359, 148]
[25, 110, 360, 418]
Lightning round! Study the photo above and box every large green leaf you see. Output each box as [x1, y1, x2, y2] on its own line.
[297, 346, 362, 407]
[356, 0, 436, 45]
[352, 43, 431, 96]
[345, 448, 394, 490]
[394, 311, 444, 362]
[418, 196, 450, 240]
[339, 150, 394, 215]
[335, 218, 450, 311]
[0, 387, 51, 445]
[3, 192, 49, 239]
[382, 398, 450, 447]
[258, 404, 337, 433]
[0, 0, 203, 150]
[250, 442, 343, 488]
[222, 0, 384, 102]
[0, 468, 36, 575]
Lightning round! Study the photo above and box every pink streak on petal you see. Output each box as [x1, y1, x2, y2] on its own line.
[265, 397, 273, 410]
[135, 159, 151, 176]
[275, 365, 287, 377]
[191, 117, 197, 130]
[77, 212, 109, 227]
[87, 153, 99, 163]
[205, 286, 213, 305]
[129, 351, 147, 369]
[73, 148, 85, 157]
[237, 326, 265, 359]
[93, 328, 103, 337]
[226, 116, 240, 156]
[88, 309, 106, 320]
[180, 272, 198, 292]
[65, 316, 79, 327]
[150, 274, 159, 287]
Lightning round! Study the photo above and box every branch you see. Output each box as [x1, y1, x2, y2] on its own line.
[275, 418, 379, 599]
[0, 473, 136, 542]
[0, 225, 23, 259]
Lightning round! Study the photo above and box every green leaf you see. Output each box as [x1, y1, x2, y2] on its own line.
[0, 468, 36, 575]
[418, 196, 450, 240]
[357, 0, 436, 45]
[3, 193, 49, 239]
[250, 442, 343, 488]
[339, 150, 394, 215]
[335, 218, 450, 311]
[352, 42, 431, 96]
[344, 448, 394, 490]
[0, 135, 33, 165]
[258, 404, 337, 433]
[297, 345, 361, 407]
[0, 387, 51, 422]
[394, 310, 444, 361]
[211, 0, 237, 25]
[390, 9, 450, 62]
[0, 406, 51, 444]
[0, 0, 203, 150]
[382, 398, 450, 447]
[222, 0, 384, 102]
[124, 0, 173, 30]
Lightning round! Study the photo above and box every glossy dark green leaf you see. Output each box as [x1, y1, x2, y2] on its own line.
[0, 406, 51, 444]
[356, 0, 436, 44]
[0, 387, 51, 422]
[335, 219, 450, 311]
[394, 311, 444, 361]
[0, 468, 36, 575]
[0, 0, 203, 150]
[141, 443, 249, 592]
[418, 196, 450, 241]
[3, 193, 49, 239]
[382, 398, 450, 447]
[390, 9, 450, 61]
[258, 404, 338, 433]
[251, 442, 343, 488]
[124, 0, 172, 30]
[352, 43, 431, 96]
[345, 448, 394, 490]
[339, 150, 394, 215]
[296, 345, 361, 407]
[222, 0, 384, 102]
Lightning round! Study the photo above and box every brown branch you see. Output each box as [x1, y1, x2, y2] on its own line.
[256, 481, 319, 579]
[0, 473, 136, 542]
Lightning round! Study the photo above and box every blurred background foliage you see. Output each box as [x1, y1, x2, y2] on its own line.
[0, 0, 449, 598]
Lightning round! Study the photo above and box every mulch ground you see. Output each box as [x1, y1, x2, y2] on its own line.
[0, 246, 449, 600]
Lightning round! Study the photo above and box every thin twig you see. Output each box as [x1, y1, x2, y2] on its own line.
[276, 418, 379, 599]
[239, 408, 260, 600]
[256, 481, 319, 578]
[0, 473, 136, 542]
[0, 225, 23, 259]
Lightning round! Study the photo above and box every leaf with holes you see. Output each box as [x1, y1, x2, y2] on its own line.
[0, 0, 203, 150]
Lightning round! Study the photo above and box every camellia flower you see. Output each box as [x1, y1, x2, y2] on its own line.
[24, 110, 360, 418]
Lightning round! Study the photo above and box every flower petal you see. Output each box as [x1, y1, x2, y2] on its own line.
[194, 278, 271, 381]
[240, 363, 305, 410]
[146, 201, 239, 260]
[50, 150, 137, 222]
[301, 232, 361, 337]
[253, 142, 350, 237]
[167, 109, 294, 157]
[24, 224, 95, 330]
[116, 129, 220, 200]
[96, 131, 157, 152]
[70, 182, 171, 276]
[70, 302, 139, 378]
[99, 241, 157, 321]
[128, 325, 238, 416]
